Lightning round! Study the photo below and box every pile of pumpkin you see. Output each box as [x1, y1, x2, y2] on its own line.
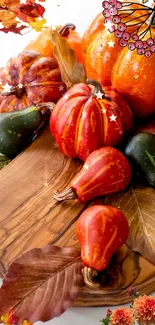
[0, 6, 155, 278]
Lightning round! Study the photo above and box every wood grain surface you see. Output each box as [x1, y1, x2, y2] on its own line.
[0, 127, 155, 306]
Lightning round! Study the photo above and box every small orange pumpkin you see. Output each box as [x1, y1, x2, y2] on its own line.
[25, 24, 83, 64]
[50, 80, 133, 161]
[0, 50, 66, 113]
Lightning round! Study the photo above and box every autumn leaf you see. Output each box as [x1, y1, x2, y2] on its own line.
[29, 17, 47, 31]
[105, 185, 155, 264]
[0, 245, 83, 323]
[52, 31, 86, 88]
[19, 2, 45, 18]
[33, 2, 45, 16]
[0, 25, 27, 34]
[0, 10, 17, 28]
[0, 0, 46, 33]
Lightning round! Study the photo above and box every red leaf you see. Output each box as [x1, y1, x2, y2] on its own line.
[15, 2, 45, 23]
[34, 3, 45, 17]
[0, 25, 27, 34]
[19, 3, 45, 18]
[20, 4, 35, 14]
[0, 245, 83, 323]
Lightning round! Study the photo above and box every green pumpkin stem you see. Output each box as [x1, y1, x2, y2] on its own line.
[86, 79, 105, 99]
[59, 23, 76, 37]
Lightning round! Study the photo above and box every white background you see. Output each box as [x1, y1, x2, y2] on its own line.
[0, 0, 154, 324]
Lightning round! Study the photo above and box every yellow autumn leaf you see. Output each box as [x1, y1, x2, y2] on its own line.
[29, 18, 47, 32]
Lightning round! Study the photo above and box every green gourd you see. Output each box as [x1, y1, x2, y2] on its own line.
[125, 132, 155, 187]
[0, 105, 43, 158]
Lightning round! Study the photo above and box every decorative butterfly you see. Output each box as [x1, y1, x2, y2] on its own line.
[102, 0, 155, 57]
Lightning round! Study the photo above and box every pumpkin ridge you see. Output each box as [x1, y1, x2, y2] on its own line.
[58, 96, 87, 158]
[18, 52, 43, 82]
[92, 97, 105, 146]
[6, 57, 19, 86]
[74, 102, 85, 155]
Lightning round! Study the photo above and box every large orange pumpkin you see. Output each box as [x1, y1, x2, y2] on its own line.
[83, 3, 149, 86]
[0, 50, 66, 113]
[82, 3, 155, 117]
[25, 24, 83, 64]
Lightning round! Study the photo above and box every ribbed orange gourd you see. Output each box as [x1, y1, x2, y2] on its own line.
[50, 80, 133, 161]
[0, 50, 66, 113]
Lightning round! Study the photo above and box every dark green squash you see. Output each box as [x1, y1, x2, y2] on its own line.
[0, 105, 43, 158]
[125, 132, 155, 187]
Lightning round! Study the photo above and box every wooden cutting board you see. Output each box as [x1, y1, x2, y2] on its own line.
[0, 127, 155, 306]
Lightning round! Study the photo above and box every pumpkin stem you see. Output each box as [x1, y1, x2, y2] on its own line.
[36, 102, 55, 114]
[86, 79, 105, 99]
[1, 84, 25, 99]
[82, 267, 102, 289]
[54, 187, 77, 201]
[59, 24, 76, 37]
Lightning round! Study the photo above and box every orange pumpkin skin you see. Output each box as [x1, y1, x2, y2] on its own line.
[0, 51, 66, 113]
[82, 13, 122, 86]
[112, 48, 155, 117]
[82, 13, 104, 60]
[76, 205, 129, 271]
[25, 25, 83, 64]
[84, 29, 122, 86]
[49, 82, 133, 161]
[72, 147, 132, 203]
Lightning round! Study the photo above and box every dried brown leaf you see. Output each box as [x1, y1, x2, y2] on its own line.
[105, 186, 155, 264]
[0, 245, 83, 323]
[52, 31, 86, 88]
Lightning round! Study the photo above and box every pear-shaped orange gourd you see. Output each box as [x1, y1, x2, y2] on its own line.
[54, 147, 131, 203]
[25, 24, 83, 64]
[76, 205, 129, 271]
